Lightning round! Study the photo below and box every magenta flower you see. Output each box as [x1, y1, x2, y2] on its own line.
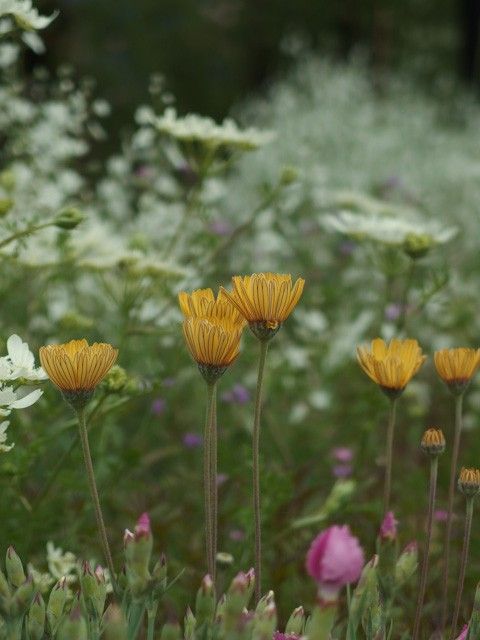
[434, 509, 449, 523]
[306, 525, 365, 601]
[183, 432, 202, 448]
[135, 512, 151, 538]
[379, 511, 398, 541]
[332, 463, 352, 478]
[456, 625, 468, 640]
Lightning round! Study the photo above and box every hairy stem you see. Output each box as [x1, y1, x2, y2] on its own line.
[440, 393, 464, 632]
[412, 456, 439, 640]
[450, 497, 475, 639]
[209, 382, 218, 584]
[253, 340, 269, 603]
[204, 383, 216, 578]
[383, 397, 398, 514]
[76, 408, 117, 593]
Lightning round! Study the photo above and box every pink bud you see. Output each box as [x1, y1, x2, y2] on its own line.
[379, 511, 398, 541]
[306, 525, 365, 602]
[124, 529, 135, 546]
[94, 566, 105, 583]
[456, 625, 468, 640]
[135, 513, 151, 538]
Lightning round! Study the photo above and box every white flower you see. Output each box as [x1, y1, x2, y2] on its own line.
[0, 0, 57, 30]
[1, 334, 47, 381]
[0, 385, 43, 412]
[149, 107, 275, 151]
[323, 208, 457, 248]
[46, 542, 77, 581]
[0, 421, 14, 452]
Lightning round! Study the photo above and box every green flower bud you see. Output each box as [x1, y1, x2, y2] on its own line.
[255, 590, 274, 616]
[195, 575, 215, 626]
[53, 208, 86, 230]
[395, 542, 418, 586]
[101, 365, 129, 394]
[58, 606, 88, 640]
[104, 604, 128, 640]
[124, 514, 153, 595]
[6, 546, 26, 588]
[27, 593, 46, 640]
[47, 577, 67, 634]
[0, 199, 13, 217]
[304, 603, 337, 640]
[252, 602, 277, 640]
[403, 233, 432, 259]
[152, 554, 168, 595]
[349, 555, 379, 632]
[285, 606, 305, 635]
[184, 607, 196, 640]
[160, 621, 182, 640]
[80, 562, 106, 620]
[0, 570, 11, 600]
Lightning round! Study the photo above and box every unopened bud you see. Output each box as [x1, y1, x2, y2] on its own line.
[459, 467, 480, 497]
[125, 513, 153, 595]
[11, 576, 34, 616]
[253, 601, 277, 639]
[47, 577, 67, 634]
[58, 606, 88, 640]
[379, 511, 398, 541]
[403, 233, 432, 259]
[195, 575, 215, 625]
[6, 546, 26, 588]
[160, 621, 182, 640]
[27, 593, 46, 640]
[184, 607, 196, 640]
[421, 428, 446, 456]
[395, 542, 418, 586]
[285, 606, 305, 635]
[53, 207, 86, 230]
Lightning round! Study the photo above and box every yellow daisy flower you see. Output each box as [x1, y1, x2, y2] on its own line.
[434, 348, 480, 395]
[178, 288, 245, 327]
[357, 338, 426, 397]
[40, 339, 118, 406]
[220, 272, 305, 341]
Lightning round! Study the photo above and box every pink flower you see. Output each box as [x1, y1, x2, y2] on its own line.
[379, 511, 398, 541]
[434, 509, 449, 523]
[306, 525, 365, 601]
[135, 513, 151, 538]
[332, 447, 354, 463]
[456, 625, 468, 640]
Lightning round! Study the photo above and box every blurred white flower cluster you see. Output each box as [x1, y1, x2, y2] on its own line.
[0, 0, 56, 30]
[0, 335, 46, 451]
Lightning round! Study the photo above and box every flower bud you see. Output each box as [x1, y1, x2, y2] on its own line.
[459, 468, 480, 497]
[279, 166, 298, 186]
[81, 561, 107, 619]
[253, 602, 277, 640]
[285, 606, 305, 635]
[125, 513, 153, 595]
[225, 571, 252, 614]
[58, 606, 88, 640]
[421, 428, 446, 456]
[195, 574, 215, 625]
[403, 233, 432, 259]
[152, 553, 168, 593]
[184, 607, 196, 640]
[349, 555, 378, 630]
[27, 593, 46, 640]
[53, 207, 86, 230]
[395, 542, 418, 586]
[47, 577, 67, 634]
[10, 576, 34, 616]
[379, 511, 398, 541]
[104, 604, 128, 640]
[6, 546, 26, 588]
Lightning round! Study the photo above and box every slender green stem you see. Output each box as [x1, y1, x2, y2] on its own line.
[253, 340, 269, 603]
[210, 383, 218, 584]
[76, 408, 117, 594]
[450, 497, 475, 639]
[440, 393, 464, 632]
[0, 220, 53, 250]
[412, 456, 439, 640]
[204, 383, 216, 578]
[146, 602, 158, 640]
[383, 398, 397, 514]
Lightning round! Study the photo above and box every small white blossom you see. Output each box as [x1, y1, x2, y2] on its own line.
[149, 107, 275, 151]
[0, 421, 13, 452]
[46, 542, 77, 581]
[0, 334, 47, 381]
[0, 0, 57, 30]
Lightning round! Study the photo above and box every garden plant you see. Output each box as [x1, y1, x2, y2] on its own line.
[3, 2, 480, 639]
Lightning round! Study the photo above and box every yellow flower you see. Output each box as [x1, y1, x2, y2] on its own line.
[458, 467, 480, 497]
[183, 317, 242, 383]
[434, 348, 480, 394]
[420, 428, 446, 456]
[357, 338, 426, 396]
[178, 288, 245, 327]
[220, 272, 305, 341]
[39, 339, 118, 395]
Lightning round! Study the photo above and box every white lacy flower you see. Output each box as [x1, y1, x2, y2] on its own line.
[149, 107, 275, 150]
[0, 421, 14, 452]
[323, 209, 457, 247]
[46, 542, 77, 581]
[0, 0, 57, 30]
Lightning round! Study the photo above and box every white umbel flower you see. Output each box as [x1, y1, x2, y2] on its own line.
[0, 0, 57, 30]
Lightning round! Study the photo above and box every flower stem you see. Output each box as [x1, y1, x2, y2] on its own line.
[76, 408, 117, 593]
[253, 339, 269, 603]
[209, 382, 218, 584]
[412, 456, 439, 640]
[383, 397, 398, 514]
[440, 393, 464, 632]
[450, 497, 475, 640]
[204, 383, 216, 578]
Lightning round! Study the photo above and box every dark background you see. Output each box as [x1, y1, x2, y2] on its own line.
[37, 0, 480, 128]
